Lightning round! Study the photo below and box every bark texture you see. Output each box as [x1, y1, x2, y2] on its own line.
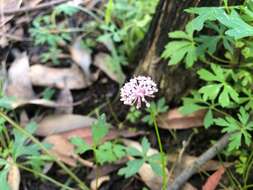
[134, 0, 241, 103]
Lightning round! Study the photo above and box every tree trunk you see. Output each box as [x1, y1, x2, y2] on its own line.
[134, 0, 241, 104]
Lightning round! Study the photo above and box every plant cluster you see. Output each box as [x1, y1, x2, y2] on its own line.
[162, 0, 253, 187]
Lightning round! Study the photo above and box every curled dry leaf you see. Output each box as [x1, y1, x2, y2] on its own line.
[6, 52, 35, 99]
[70, 39, 92, 81]
[30, 64, 90, 89]
[90, 175, 110, 190]
[36, 114, 97, 136]
[7, 157, 20, 190]
[94, 53, 125, 84]
[11, 98, 68, 109]
[157, 108, 206, 130]
[0, 0, 22, 27]
[202, 166, 225, 190]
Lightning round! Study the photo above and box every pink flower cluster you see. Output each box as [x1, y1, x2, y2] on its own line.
[120, 76, 158, 109]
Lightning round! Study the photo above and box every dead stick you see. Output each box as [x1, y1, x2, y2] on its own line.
[3, 0, 69, 15]
[167, 133, 230, 190]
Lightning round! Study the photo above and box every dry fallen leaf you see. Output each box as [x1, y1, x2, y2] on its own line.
[93, 52, 125, 83]
[23, 0, 42, 7]
[36, 114, 97, 136]
[7, 157, 20, 190]
[11, 98, 68, 109]
[6, 52, 35, 99]
[55, 87, 73, 114]
[0, 0, 22, 27]
[70, 39, 92, 81]
[43, 135, 78, 166]
[30, 64, 90, 89]
[157, 108, 206, 130]
[202, 166, 225, 190]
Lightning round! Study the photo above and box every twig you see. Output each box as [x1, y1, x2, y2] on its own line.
[167, 133, 230, 190]
[3, 0, 69, 15]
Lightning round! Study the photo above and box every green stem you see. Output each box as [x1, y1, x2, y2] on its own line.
[151, 111, 167, 190]
[17, 164, 75, 190]
[0, 111, 90, 190]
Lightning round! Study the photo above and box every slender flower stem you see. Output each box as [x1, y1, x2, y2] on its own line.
[0, 111, 90, 190]
[151, 111, 167, 190]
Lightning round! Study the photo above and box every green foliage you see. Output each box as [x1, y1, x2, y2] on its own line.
[70, 114, 126, 165]
[161, 31, 197, 68]
[214, 108, 253, 151]
[142, 98, 169, 126]
[126, 106, 142, 123]
[167, 2, 253, 185]
[29, 3, 79, 65]
[118, 137, 162, 178]
[42, 88, 55, 100]
[197, 64, 239, 107]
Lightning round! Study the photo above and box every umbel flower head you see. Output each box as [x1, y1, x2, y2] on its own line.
[120, 76, 158, 109]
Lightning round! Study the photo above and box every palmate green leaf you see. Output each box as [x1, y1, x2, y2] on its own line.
[118, 159, 144, 178]
[141, 137, 150, 155]
[219, 85, 239, 107]
[0, 96, 15, 109]
[70, 137, 91, 154]
[185, 7, 218, 34]
[0, 167, 10, 190]
[180, 91, 206, 115]
[195, 22, 234, 55]
[169, 31, 192, 40]
[161, 39, 197, 68]
[199, 84, 222, 101]
[12, 122, 40, 160]
[148, 154, 162, 176]
[92, 114, 109, 145]
[96, 142, 126, 164]
[214, 9, 253, 39]
[203, 109, 213, 129]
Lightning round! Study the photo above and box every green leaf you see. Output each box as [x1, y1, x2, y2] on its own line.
[162, 40, 197, 67]
[141, 137, 150, 155]
[0, 96, 15, 109]
[118, 159, 144, 178]
[197, 69, 218, 82]
[70, 137, 91, 154]
[169, 31, 192, 40]
[203, 109, 213, 128]
[127, 147, 143, 157]
[92, 114, 109, 145]
[0, 167, 10, 190]
[199, 84, 222, 101]
[214, 9, 253, 39]
[179, 103, 203, 115]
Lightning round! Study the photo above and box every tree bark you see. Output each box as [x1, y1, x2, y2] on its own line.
[134, 0, 242, 103]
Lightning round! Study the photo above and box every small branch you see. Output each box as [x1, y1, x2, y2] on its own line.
[167, 133, 230, 190]
[3, 0, 69, 15]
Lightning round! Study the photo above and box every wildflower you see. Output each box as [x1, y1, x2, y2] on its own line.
[120, 76, 158, 109]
